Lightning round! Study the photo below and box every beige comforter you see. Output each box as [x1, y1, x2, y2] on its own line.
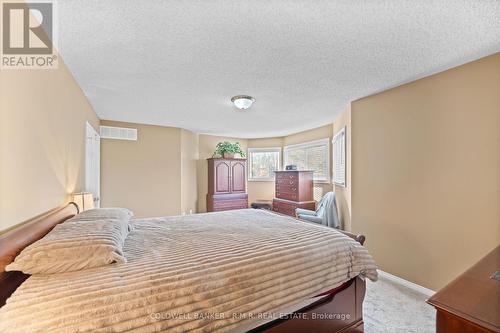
[0, 209, 378, 332]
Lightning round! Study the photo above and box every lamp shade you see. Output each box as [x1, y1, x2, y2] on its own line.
[72, 192, 94, 212]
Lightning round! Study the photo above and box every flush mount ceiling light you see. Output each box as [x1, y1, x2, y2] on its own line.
[231, 95, 255, 110]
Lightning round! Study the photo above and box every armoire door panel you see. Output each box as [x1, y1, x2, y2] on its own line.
[231, 161, 246, 193]
[215, 161, 231, 193]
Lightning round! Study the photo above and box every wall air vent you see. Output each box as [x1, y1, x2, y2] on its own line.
[100, 126, 137, 141]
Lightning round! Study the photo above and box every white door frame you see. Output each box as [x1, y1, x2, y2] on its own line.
[85, 122, 100, 208]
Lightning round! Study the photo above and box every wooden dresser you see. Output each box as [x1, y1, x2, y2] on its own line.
[272, 171, 315, 217]
[206, 158, 248, 212]
[427, 245, 500, 333]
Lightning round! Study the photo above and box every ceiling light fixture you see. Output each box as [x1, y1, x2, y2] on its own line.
[231, 95, 255, 110]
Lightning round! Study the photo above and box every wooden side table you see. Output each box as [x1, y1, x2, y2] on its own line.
[427, 245, 500, 333]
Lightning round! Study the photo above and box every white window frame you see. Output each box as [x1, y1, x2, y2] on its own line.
[283, 138, 330, 183]
[332, 127, 346, 187]
[247, 147, 282, 181]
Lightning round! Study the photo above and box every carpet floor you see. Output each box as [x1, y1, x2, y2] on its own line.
[364, 274, 436, 333]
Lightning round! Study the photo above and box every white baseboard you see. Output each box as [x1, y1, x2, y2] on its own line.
[377, 270, 435, 297]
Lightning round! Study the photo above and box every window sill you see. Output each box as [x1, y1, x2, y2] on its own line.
[313, 180, 331, 184]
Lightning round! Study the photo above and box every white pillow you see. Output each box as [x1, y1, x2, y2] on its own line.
[69, 207, 133, 222]
[6, 218, 129, 275]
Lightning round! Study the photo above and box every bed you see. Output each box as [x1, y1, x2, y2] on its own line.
[0, 203, 377, 332]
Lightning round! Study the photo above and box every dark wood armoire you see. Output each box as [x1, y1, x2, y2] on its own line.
[206, 158, 248, 212]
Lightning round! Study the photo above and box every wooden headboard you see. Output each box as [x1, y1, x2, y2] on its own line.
[0, 203, 78, 307]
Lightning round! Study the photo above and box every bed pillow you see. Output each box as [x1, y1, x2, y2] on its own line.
[5, 218, 129, 275]
[68, 207, 133, 223]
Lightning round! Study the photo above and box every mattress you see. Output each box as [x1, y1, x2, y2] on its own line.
[0, 209, 378, 332]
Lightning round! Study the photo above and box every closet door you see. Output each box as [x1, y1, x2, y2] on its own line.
[214, 160, 231, 194]
[230, 160, 246, 193]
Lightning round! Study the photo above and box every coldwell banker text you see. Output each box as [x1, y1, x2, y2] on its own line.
[1, 1, 58, 69]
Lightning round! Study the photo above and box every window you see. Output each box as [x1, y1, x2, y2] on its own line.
[284, 138, 330, 182]
[333, 127, 346, 186]
[247, 147, 281, 181]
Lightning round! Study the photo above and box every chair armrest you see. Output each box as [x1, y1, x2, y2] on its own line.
[295, 208, 316, 216]
[297, 215, 324, 224]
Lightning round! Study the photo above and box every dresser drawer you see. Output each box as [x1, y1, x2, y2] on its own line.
[276, 178, 298, 186]
[213, 199, 247, 210]
[275, 191, 298, 201]
[275, 172, 298, 181]
[207, 194, 248, 212]
[272, 199, 316, 217]
[273, 207, 296, 216]
[276, 183, 298, 193]
[273, 200, 297, 216]
[276, 182, 299, 201]
[213, 200, 247, 208]
[275, 180, 299, 192]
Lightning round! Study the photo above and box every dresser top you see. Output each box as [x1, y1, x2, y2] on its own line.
[274, 170, 314, 173]
[427, 245, 500, 331]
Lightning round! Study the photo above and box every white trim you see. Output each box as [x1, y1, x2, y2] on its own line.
[247, 147, 282, 181]
[377, 270, 435, 297]
[283, 138, 330, 182]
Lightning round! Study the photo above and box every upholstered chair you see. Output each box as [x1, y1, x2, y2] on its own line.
[295, 191, 340, 228]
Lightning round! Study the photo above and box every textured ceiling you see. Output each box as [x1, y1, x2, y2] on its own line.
[58, 0, 500, 138]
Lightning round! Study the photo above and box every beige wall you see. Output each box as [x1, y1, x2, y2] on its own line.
[100, 121, 182, 218]
[0, 59, 99, 231]
[197, 135, 248, 213]
[333, 106, 352, 231]
[282, 124, 333, 147]
[181, 129, 199, 214]
[350, 53, 500, 290]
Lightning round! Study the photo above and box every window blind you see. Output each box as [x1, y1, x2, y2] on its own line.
[333, 127, 346, 186]
[247, 148, 281, 181]
[284, 138, 330, 182]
